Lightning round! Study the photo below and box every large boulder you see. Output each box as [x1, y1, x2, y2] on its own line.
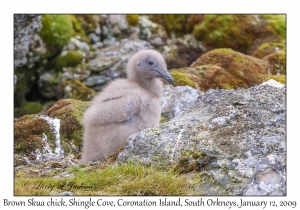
[117, 80, 286, 195]
[170, 48, 285, 91]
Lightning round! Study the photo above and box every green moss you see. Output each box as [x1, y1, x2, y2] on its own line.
[14, 163, 200, 195]
[192, 151, 205, 159]
[39, 15, 73, 50]
[170, 71, 196, 88]
[264, 15, 286, 39]
[257, 42, 285, 52]
[56, 50, 83, 71]
[193, 15, 248, 50]
[126, 14, 139, 26]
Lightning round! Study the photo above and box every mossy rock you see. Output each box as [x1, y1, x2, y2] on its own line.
[170, 48, 272, 91]
[263, 50, 286, 75]
[193, 15, 286, 53]
[60, 80, 97, 101]
[193, 15, 247, 51]
[263, 14, 286, 39]
[14, 99, 91, 158]
[14, 115, 56, 154]
[14, 101, 43, 118]
[39, 15, 73, 52]
[126, 14, 139, 26]
[251, 41, 286, 59]
[45, 99, 91, 154]
[150, 14, 190, 37]
[56, 50, 83, 71]
[75, 15, 101, 35]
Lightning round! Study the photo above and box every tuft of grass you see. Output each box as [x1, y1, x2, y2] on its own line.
[15, 163, 200, 196]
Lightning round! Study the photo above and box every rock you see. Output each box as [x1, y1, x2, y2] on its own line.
[59, 192, 74, 196]
[150, 36, 163, 47]
[83, 75, 110, 90]
[38, 72, 60, 99]
[108, 15, 128, 30]
[117, 81, 286, 195]
[236, 155, 286, 195]
[161, 85, 202, 121]
[162, 34, 204, 69]
[84, 38, 152, 87]
[138, 16, 167, 40]
[14, 14, 42, 67]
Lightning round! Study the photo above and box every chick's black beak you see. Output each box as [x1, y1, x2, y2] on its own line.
[161, 69, 174, 85]
[150, 67, 174, 85]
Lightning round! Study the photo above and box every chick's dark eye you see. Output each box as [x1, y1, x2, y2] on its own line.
[148, 60, 154, 66]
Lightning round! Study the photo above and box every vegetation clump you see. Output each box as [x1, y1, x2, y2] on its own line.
[56, 50, 83, 71]
[126, 14, 139, 26]
[39, 15, 73, 51]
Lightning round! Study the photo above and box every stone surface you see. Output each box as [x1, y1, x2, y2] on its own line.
[14, 14, 42, 67]
[117, 80, 286, 195]
[161, 85, 202, 121]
